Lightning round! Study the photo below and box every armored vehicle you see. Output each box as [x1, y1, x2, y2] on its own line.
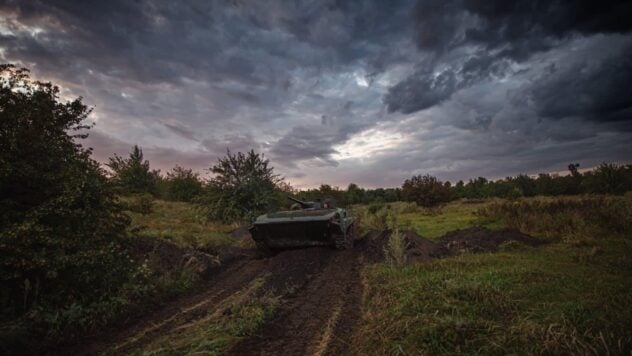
[249, 196, 356, 254]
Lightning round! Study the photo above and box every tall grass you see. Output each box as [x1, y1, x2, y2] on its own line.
[384, 230, 409, 268]
[477, 195, 632, 240]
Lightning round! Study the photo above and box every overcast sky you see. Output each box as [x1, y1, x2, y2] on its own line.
[1, 0, 631, 188]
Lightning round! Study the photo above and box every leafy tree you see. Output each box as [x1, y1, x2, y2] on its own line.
[107, 145, 160, 195]
[163, 165, 203, 202]
[346, 183, 365, 204]
[200, 150, 282, 222]
[513, 174, 537, 197]
[402, 174, 451, 207]
[0, 65, 130, 317]
[583, 163, 629, 194]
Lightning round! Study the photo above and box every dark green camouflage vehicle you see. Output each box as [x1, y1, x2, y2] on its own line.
[249, 196, 356, 254]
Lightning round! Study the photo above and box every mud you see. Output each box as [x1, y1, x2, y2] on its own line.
[434, 227, 545, 256]
[67, 227, 542, 355]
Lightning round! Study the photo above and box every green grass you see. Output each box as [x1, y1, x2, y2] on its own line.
[355, 197, 632, 355]
[391, 200, 504, 240]
[357, 242, 632, 355]
[122, 198, 236, 248]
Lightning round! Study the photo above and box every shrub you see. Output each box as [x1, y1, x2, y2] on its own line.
[163, 165, 203, 202]
[198, 150, 282, 223]
[106, 145, 160, 195]
[0, 65, 132, 320]
[402, 174, 451, 207]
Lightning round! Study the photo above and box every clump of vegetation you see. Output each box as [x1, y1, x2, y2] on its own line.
[198, 150, 283, 223]
[161, 165, 203, 202]
[0, 65, 137, 349]
[384, 230, 409, 268]
[402, 174, 452, 207]
[107, 145, 161, 195]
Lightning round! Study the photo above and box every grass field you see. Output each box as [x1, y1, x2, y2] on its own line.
[354, 196, 632, 354]
[122, 197, 236, 248]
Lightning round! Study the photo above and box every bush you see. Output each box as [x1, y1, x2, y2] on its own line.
[0, 65, 132, 322]
[106, 145, 160, 195]
[163, 165, 203, 202]
[198, 150, 282, 223]
[402, 174, 452, 207]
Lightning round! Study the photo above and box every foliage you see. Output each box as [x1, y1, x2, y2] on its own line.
[582, 162, 631, 195]
[296, 184, 402, 207]
[402, 174, 452, 207]
[162, 165, 203, 202]
[199, 150, 282, 223]
[0, 65, 132, 331]
[107, 145, 160, 195]
[384, 230, 408, 268]
[453, 163, 632, 200]
[478, 195, 632, 240]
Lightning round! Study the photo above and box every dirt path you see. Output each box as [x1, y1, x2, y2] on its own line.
[69, 233, 384, 355]
[227, 244, 365, 355]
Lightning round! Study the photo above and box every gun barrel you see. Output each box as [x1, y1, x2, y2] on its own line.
[287, 196, 308, 206]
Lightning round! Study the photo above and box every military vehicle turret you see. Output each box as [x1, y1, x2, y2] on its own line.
[249, 196, 356, 255]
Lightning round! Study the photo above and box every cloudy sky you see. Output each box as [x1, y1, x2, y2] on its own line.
[1, 0, 631, 188]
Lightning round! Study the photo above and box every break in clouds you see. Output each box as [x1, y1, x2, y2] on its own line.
[1, 0, 631, 188]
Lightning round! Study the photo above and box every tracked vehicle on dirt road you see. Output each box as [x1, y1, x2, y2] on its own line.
[249, 196, 356, 254]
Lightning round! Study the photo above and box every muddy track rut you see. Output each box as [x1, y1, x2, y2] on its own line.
[71, 232, 387, 356]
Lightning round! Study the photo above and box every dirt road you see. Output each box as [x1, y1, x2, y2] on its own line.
[71, 231, 388, 355]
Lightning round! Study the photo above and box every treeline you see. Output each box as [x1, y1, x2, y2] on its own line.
[452, 163, 632, 199]
[109, 143, 632, 209]
[105, 145, 406, 208]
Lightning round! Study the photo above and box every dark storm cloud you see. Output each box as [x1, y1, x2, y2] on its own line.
[530, 41, 632, 124]
[1, 0, 630, 187]
[386, 0, 632, 115]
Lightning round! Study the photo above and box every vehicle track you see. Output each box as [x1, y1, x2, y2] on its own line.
[67, 232, 388, 355]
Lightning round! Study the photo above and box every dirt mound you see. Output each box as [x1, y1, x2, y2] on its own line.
[434, 227, 545, 256]
[370, 227, 543, 264]
[404, 230, 440, 262]
[362, 230, 391, 262]
[230, 225, 252, 239]
[128, 237, 251, 279]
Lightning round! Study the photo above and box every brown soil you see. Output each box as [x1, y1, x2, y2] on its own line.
[433, 227, 545, 256]
[63, 227, 542, 355]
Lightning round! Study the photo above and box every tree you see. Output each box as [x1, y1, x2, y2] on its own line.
[0, 65, 130, 316]
[163, 165, 203, 202]
[346, 183, 365, 205]
[583, 163, 629, 195]
[107, 145, 160, 195]
[200, 150, 282, 222]
[402, 174, 451, 207]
